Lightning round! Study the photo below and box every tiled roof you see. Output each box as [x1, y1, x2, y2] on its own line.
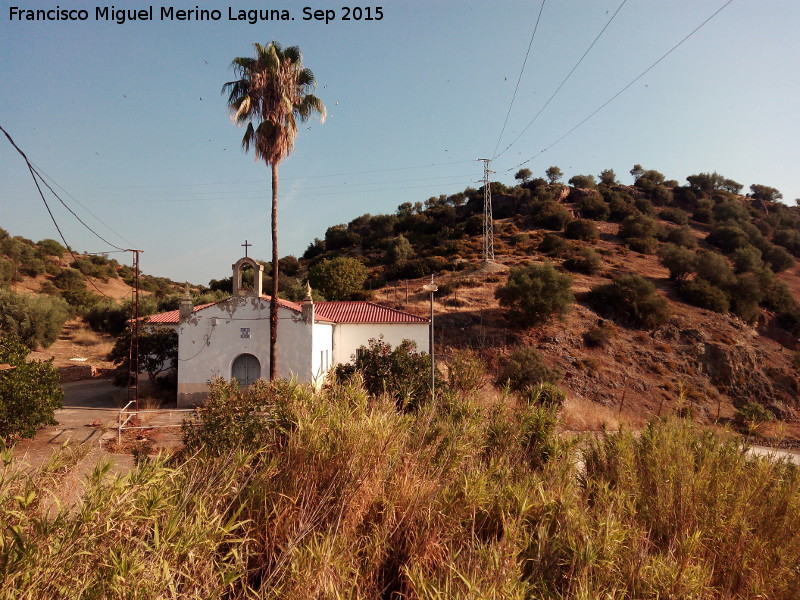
[143, 302, 218, 324]
[315, 301, 429, 324]
[142, 298, 426, 325]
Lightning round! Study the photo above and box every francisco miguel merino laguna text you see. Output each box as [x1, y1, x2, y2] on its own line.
[8, 5, 384, 24]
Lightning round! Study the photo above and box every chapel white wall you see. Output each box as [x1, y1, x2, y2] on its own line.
[177, 297, 313, 406]
[331, 323, 430, 366]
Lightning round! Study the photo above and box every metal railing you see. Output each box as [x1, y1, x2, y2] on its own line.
[117, 400, 197, 444]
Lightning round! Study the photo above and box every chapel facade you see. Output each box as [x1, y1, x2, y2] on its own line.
[144, 255, 430, 407]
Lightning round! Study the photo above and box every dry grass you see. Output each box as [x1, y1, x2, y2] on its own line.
[2, 380, 800, 599]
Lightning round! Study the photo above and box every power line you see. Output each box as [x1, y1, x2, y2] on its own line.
[0, 124, 110, 299]
[30, 163, 138, 248]
[494, 0, 629, 161]
[504, 0, 735, 174]
[491, 0, 547, 159]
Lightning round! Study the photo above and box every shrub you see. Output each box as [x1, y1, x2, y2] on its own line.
[773, 228, 800, 258]
[308, 257, 369, 300]
[658, 244, 695, 281]
[537, 233, 573, 257]
[446, 349, 486, 394]
[728, 273, 763, 323]
[496, 346, 561, 392]
[666, 226, 698, 249]
[578, 195, 611, 220]
[633, 197, 656, 217]
[182, 377, 275, 455]
[0, 336, 63, 440]
[660, 207, 689, 225]
[677, 278, 730, 313]
[707, 224, 750, 253]
[564, 219, 599, 241]
[585, 274, 669, 329]
[776, 310, 800, 337]
[584, 322, 616, 347]
[83, 301, 131, 336]
[733, 401, 773, 434]
[694, 250, 734, 287]
[334, 337, 433, 411]
[531, 201, 573, 230]
[760, 243, 795, 273]
[563, 247, 602, 274]
[35, 238, 65, 257]
[619, 214, 660, 253]
[732, 246, 764, 273]
[521, 382, 566, 407]
[0, 258, 13, 287]
[0, 290, 70, 349]
[608, 197, 639, 221]
[495, 262, 574, 326]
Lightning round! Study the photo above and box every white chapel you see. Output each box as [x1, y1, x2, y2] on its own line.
[144, 256, 430, 407]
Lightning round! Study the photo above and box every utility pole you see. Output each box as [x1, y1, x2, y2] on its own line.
[477, 159, 495, 264]
[127, 249, 143, 411]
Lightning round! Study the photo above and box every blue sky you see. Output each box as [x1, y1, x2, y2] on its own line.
[2, 0, 798, 285]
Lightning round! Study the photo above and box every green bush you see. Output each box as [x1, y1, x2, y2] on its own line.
[308, 256, 368, 300]
[660, 207, 689, 225]
[182, 377, 274, 455]
[83, 301, 131, 336]
[707, 224, 750, 253]
[531, 201, 573, 230]
[537, 233, 573, 257]
[521, 382, 566, 407]
[564, 219, 599, 241]
[760, 243, 795, 273]
[585, 274, 669, 329]
[578, 195, 611, 220]
[495, 262, 574, 326]
[619, 214, 661, 253]
[773, 228, 800, 258]
[732, 246, 764, 273]
[563, 247, 601, 274]
[658, 244, 695, 281]
[496, 346, 562, 392]
[728, 273, 763, 322]
[733, 401, 773, 434]
[0, 337, 63, 440]
[666, 226, 698, 249]
[36, 238, 65, 257]
[584, 322, 616, 347]
[0, 290, 70, 349]
[334, 337, 434, 411]
[0, 258, 13, 287]
[568, 174, 597, 189]
[694, 250, 734, 287]
[677, 278, 730, 313]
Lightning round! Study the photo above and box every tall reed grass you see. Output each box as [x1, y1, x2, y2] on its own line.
[2, 379, 798, 598]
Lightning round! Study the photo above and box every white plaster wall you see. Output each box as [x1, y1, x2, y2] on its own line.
[331, 323, 430, 366]
[177, 297, 313, 406]
[311, 321, 334, 383]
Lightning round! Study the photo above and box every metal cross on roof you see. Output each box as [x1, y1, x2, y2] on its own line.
[241, 240, 252, 257]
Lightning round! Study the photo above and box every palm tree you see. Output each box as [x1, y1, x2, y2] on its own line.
[223, 42, 325, 380]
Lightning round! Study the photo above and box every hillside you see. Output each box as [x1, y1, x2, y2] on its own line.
[281, 168, 800, 437]
[0, 230, 186, 368]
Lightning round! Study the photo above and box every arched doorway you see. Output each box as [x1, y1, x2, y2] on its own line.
[231, 354, 260, 387]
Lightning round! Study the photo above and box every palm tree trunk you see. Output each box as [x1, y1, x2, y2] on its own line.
[269, 162, 279, 380]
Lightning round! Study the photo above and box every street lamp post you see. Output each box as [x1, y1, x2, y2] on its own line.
[422, 275, 438, 400]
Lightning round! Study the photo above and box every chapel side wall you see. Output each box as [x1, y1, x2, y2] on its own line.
[177, 298, 312, 407]
[311, 322, 334, 384]
[331, 323, 430, 366]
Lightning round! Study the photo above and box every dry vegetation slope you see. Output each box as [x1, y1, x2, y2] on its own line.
[379, 208, 800, 437]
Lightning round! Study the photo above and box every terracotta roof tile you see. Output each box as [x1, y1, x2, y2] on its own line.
[142, 298, 426, 325]
[314, 301, 429, 324]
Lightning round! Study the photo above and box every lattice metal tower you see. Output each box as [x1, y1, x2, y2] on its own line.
[478, 159, 495, 264]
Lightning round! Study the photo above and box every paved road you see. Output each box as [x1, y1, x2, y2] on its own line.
[748, 445, 800, 465]
[12, 379, 123, 469]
